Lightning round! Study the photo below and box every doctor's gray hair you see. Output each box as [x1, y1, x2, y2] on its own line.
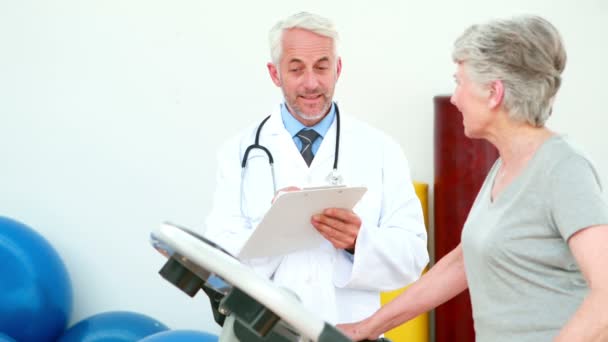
[452, 15, 567, 127]
[269, 12, 339, 66]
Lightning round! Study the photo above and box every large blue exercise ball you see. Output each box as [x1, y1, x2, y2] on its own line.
[58, 311, 169, 342]
[0, 216, 73, 342]
[139, 330, 219, 342]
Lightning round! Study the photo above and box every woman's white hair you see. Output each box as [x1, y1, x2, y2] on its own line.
[453, 15, 567, 127]
[268, 12, 339, 66]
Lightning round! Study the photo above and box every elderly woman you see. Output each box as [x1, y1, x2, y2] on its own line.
[338, 15, 608, 342]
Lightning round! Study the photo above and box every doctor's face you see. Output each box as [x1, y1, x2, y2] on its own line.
[267, 28, 342, 126]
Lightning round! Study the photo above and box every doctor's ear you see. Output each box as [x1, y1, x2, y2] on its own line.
[336, 57, 342, 79]
[267, 63, 282, 87]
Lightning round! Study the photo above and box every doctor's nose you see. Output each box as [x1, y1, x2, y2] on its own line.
[302, 71, 321, 90]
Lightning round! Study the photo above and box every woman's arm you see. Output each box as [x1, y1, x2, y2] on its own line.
[554, 224, 608, 342]
[337, 244, 468, 341]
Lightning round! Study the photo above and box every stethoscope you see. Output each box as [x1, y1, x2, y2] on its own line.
[240, 104, 343, 218]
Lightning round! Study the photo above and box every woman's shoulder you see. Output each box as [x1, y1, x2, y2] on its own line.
[541, 135, 603, 187]
[540, 135, 595, 165]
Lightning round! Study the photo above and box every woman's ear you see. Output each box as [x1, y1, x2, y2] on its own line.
[488, 80, 505, 109]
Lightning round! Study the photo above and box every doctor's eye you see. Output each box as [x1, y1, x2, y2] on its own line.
[315, 61, 330, 71]
[289, 68, 302, 73]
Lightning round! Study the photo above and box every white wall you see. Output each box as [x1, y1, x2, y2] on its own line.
[1, 0, 606, 336]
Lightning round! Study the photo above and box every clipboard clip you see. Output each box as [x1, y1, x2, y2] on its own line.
[326, 169, 343, 186]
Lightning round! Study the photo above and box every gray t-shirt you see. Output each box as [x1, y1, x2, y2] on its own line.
[461, 135, 608, 342]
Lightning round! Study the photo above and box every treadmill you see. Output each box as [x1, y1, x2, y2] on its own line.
[151, 222, 390, 342]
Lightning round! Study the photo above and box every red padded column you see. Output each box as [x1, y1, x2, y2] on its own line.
[433, 95, 498, 342]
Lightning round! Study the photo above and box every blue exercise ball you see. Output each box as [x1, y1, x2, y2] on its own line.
[58, 311, 169, 342]
[0, 216, 73, 342]
[139, 330, 219, 342]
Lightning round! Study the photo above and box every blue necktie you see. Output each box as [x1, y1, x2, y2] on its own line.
[296, 129, 320, 167]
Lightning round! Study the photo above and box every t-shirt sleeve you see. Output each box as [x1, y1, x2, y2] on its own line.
[548, 155, 608, 240]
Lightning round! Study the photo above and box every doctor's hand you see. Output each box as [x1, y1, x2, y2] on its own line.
[311, 208, 361, 251]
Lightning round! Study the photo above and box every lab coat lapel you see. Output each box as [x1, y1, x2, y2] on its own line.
[263, 109, 307, 170]
[263, 107, 284, 136]
[264, 109, 298, 153]
[310, 113, 338, 169]
[262, 105, 341, 174]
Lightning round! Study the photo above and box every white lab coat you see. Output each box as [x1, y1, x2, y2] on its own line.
[204, 106, 428, 324]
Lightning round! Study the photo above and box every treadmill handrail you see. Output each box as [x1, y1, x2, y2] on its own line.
[155, 223, 330, 341]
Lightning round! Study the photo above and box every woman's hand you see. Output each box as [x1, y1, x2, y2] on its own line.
[336, 320, 380, 341]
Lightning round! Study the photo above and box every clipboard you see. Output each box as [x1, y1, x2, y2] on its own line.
[238, 186, 367, 259]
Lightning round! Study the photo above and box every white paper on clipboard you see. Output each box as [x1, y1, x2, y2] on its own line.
[238, 186, 367, 259]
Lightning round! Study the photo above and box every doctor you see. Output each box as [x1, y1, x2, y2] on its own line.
[204, 11, 428, 325]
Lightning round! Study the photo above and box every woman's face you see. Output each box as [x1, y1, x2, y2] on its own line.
[450, 63, 493, 139]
